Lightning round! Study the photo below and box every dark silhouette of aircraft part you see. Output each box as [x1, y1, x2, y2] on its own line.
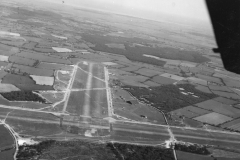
[206, 0, 240, 74]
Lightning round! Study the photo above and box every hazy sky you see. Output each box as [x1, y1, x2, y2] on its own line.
[48, 0, 210, 23]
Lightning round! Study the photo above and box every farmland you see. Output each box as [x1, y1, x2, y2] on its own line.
[0, 125, 15, 160]
[0, 0, 240, 159]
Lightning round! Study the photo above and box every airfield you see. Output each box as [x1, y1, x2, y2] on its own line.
[0, 59, 240, 155]
[0, 0, 240, 159]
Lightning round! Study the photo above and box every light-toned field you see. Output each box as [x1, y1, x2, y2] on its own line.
[194, 112, 233, 125]
[0, 80, 20, 92]
[30, 75, 54, 86]
[51, 34, 67, 39]
[187, 77, 208, 86]
[0, 31, 20, 37]
[0, 55, 8, 62]
[52, 47, 72, 52]
[40, 92, 64, 103]
[102, 62, 118, 66]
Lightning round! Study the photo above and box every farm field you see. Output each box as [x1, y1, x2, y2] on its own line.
[0, 125, 14, 148]
[12, 64, 54, 77]
[193, 112, 233, 125]
[195, 100, 240, 118]
[9, 55, 37, 66]
[2, 73, 54, 90]
[171, 106, 211, 118]
[37, 62, 73, 70]
[30, 75, 54, 86]
[16, 51, 71, 65]
[134, 68, 163, 77]
[152, 75, 177, 85]
[221, 119, 240, 132]
[0, 125, 14, 160]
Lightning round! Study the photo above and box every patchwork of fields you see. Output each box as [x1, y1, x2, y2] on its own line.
[0, 1, 240, 159]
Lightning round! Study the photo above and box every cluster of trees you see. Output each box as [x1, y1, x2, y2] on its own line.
[81, 33, 210, 67]
[1, 91, 47, 103]
[124, 84, 217, 112]
[32, 60, 40, 67]
[110, 79, 122, 87]
[107, 143, 174, 160]
[175, 143, 210, 155]
[16, 139, 175, 160]
[17, 140, 56, 160]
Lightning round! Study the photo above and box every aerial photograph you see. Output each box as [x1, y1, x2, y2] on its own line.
[0, 0, 240, 159]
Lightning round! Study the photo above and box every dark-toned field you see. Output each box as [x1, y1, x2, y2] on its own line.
[124, 84, 217, 112]
[0, 125, 15, 160]
[81, 34, 210, 67]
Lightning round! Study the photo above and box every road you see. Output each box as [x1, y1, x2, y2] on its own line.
[1, 109, 240, 150]
[62, 62, 79, 113]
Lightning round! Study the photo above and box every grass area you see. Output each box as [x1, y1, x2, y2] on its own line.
[0, 148, 14, 160]
[124, 84, 217, 112]
[17, 140, 174, 160]
[0, 125, 14, 148]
